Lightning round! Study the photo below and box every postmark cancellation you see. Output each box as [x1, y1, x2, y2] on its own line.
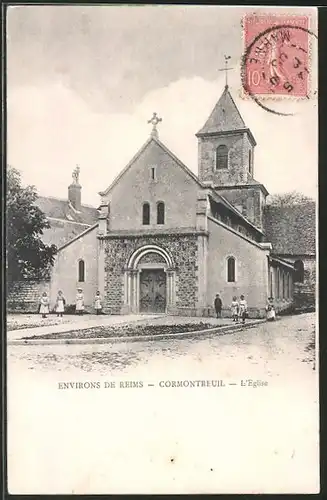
[242, 13, 317, 101]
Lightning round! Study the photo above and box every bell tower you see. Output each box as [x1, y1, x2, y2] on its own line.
[196, 85, 268, 230]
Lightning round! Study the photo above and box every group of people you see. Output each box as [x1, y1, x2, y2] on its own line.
[39, 289, 103, 318]
[214, 294, 276, 323]
[214, 294, 248, 324]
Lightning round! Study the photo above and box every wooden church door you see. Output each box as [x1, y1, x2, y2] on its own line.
[139, 269, 166, 313]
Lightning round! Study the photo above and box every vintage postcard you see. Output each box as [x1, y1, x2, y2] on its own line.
[6, 5, 318, 494]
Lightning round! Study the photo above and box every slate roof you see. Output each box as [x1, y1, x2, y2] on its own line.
[264, 202, 316, 256]
[35, 196, 99, 249]
[35, 196, 99, 226]
[197, 85, 248, 136]
[40, 220, 93, 249]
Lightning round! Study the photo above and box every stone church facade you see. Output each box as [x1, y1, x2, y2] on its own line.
[8, 85, 316, 317]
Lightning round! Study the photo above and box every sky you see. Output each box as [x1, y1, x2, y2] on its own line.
[7, 5, 318, 206]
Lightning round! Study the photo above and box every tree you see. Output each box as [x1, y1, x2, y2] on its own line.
[7, 166, 57, 283]
[266, 191, 314, 207]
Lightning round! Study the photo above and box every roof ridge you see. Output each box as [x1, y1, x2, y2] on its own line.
[152, 136, 203, 188]
[99, 137, 153, 197]
[36, 195, 97, 210]
[99, 136, 203, 197]
[57, 223, 99, 251]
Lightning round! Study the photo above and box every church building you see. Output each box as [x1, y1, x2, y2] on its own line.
[8, 85, 316, 317]
[40, 84, 304, 319]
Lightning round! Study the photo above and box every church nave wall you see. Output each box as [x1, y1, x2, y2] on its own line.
[207, 218, 270, 318]
[49, 227, 98, 309]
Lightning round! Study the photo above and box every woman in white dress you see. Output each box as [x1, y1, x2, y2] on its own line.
[94, 291, 102, 315]
[39, 291, 50, 319]
[265, 298, 276, 321]
[55, 290, 66, 317]
[75, 288, 85, 315]
[239, 295, 248, 324]
[230, 296, 239, 322]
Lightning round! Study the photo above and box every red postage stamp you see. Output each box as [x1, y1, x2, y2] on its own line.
[243, 14, 310, 98]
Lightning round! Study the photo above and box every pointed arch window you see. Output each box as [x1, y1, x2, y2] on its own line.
[227, 256, 236, 283]
[294, 260, 304, 283]
[78, 259, 85, 282]
[216, 145, 228, 170]
[157, 202, 165, 225]
[142, 202, 150, 225]
[248, 150, 252, 174]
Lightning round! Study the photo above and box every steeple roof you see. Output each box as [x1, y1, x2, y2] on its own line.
[196, 85, 247, 136]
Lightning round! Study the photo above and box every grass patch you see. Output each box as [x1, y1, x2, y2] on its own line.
[22, 321, 228, 340]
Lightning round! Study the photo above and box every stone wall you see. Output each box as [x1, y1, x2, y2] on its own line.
[243, 133, 254, 181]
[216, 186, 266, 230]
[102, 139, 199, 231]
[7, 280, 50, 313]
[198, 133, 247, 185]
[104, 234, 198, 314]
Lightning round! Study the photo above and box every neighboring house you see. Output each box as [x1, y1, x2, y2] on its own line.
[8, 85, 316, 316]
[264, 203, 316, 310]
[7, 177, 98, 312]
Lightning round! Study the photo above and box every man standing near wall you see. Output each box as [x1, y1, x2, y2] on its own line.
[214, 293, 223, 318]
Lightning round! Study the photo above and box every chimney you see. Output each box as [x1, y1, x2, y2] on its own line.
[68, 166, 82, 211]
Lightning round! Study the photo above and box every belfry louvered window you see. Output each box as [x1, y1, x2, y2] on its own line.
[216, 145, 228, 170]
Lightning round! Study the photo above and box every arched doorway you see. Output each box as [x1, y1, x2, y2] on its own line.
[124, 245, 176, 314]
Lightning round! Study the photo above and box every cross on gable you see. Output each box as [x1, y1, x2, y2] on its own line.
[148, 112, 162, 138]
[218, 55, 234, 88]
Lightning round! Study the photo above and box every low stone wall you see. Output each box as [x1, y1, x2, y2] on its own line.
[7, 280, 50, 313]
[293, 282, 316, 312]
[168, 306, 266, 319]
[272, 299, 294, 315]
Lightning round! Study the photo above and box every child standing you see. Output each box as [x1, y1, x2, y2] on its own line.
[75, 288, 85, 315]
[55, 290, 66, 317]
[239, 295, 248, 324]
[231, 296, 239, 322]
[39, 291, 50, 319]
[265, 297, 276, 321]
[94, 291, 102, 315]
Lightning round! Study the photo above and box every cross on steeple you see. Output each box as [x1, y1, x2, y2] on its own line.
[148, 112, 162, 138]
[218, 55, 234, 88]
